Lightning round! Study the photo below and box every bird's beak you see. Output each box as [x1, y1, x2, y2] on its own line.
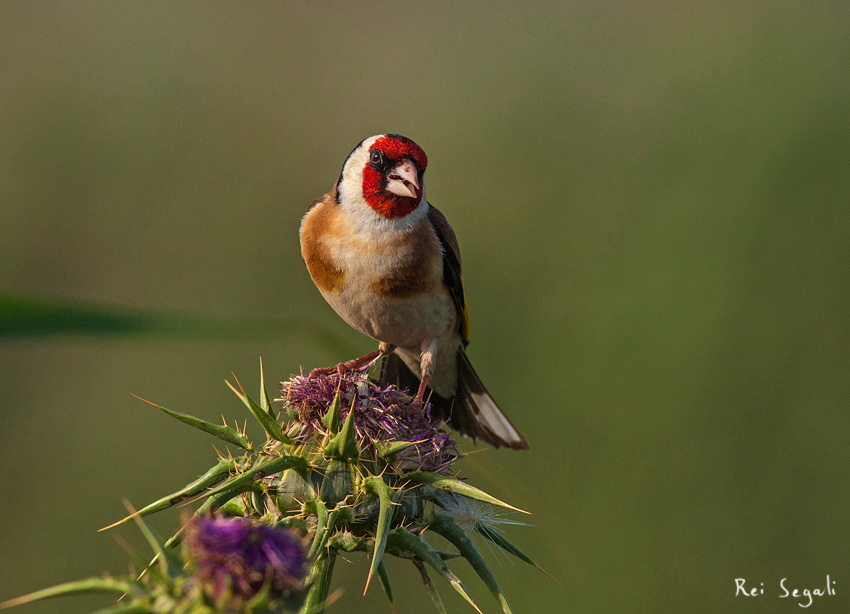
[385, 160, 421, 199]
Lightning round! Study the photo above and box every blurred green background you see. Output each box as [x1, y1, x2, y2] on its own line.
[2, 2, 849, 613]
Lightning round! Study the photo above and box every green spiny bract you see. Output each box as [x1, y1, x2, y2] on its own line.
[3, 364, 544, 614]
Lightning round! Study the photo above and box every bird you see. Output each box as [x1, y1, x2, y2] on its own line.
[299, 134, 528, 450]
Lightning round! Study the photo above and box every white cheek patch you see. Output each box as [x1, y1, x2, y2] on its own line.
[338, 135, 381, 208]
[337, 136, 430, 241]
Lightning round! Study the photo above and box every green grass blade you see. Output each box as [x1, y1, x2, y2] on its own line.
[387, 527, 481, 614]
[0, 293, 167, 338]
[139, 524, 189, 579]
[307, 507, 339, 559]
[200, 482, 261, 516]
[324, 397, 358, 460]
[101, 458, 235, 530]
[132, 394, 253, 451]
[227, 375, 290, 443]
[0, 578, 133, 610]
[307, 499, 329, 559]
[322, 393, 342, 433]
[300, 550, 336, 614]
[477, 525, 555, 580]
[362, 476, 395, 595]
[376, 560, 394, 609]
[429, 514, 512, 614]
[404, 472, 529, 514]
[123, 502, 185, 579]
[375, 440, 419, 460]
[258, 357, 273, 416]
[0, 292, 357, 354]
[413, 560, 448, 614]
[205, 455, 308, 500]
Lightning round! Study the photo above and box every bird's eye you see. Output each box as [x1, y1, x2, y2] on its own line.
[369, 150, 383, 166]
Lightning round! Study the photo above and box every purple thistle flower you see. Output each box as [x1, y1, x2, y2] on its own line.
[187, 516, 306, 602]
[280, 371, 458, 473]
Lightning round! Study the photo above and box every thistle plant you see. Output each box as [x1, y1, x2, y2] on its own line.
[2, 362, 544, 614]
[0, 512, 307, 614]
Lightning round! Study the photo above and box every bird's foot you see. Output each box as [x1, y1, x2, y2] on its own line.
[306, 364, 343, 379]
[307, 356, 369, 379]
[307, 344, 395, 380]
[411, 376, 430, 408]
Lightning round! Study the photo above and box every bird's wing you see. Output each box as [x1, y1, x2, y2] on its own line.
[427, 205, 470, 346]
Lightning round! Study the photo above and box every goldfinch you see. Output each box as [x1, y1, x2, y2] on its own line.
[299, 134, 528, 450]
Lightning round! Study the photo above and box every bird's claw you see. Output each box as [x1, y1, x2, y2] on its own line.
[307, 364, 341, 379]
[307, 347, 390, 381]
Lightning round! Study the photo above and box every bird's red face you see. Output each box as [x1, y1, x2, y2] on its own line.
[361, 135, 428, 219]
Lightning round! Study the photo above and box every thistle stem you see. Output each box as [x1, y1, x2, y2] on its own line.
[300, 549, 337, 614]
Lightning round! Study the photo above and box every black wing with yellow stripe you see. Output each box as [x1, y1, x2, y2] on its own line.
[426, 206, 470, 346]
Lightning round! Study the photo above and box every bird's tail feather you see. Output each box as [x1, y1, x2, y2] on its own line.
[380, 351, 528, 450]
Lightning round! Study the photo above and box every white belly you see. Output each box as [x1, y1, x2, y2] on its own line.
[320, 281, 455, 349]
[321, 214, 455, 348]
[322, 279, 461, 397]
